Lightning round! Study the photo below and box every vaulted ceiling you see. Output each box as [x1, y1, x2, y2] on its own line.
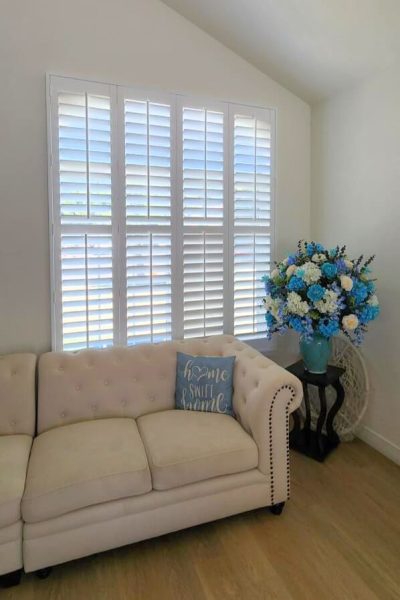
[161, 0, 400, 103]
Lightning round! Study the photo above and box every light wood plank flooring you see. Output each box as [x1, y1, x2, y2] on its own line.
[5, 440, 400, 600]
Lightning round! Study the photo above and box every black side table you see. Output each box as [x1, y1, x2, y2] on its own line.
[287, 361, 345, 462]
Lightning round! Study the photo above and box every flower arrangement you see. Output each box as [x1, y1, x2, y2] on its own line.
[263, 241, 380, 346]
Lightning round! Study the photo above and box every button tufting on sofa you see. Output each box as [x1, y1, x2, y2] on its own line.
[0, 353, 36, 578]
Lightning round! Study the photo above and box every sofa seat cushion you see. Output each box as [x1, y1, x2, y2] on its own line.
[22, 418, 151, 523]
[0, 435, 32, 528]
[137, 410, 258, 490]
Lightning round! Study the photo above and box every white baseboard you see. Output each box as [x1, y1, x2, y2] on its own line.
[358, 426, 400, 465]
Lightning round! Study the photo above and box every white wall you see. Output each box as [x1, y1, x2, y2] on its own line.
[312, 65, 400, 461]
[0, 0, 310, 355]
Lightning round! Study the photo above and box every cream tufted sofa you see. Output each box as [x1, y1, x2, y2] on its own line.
[19, 335, 302, 574]
[0, 354, 36, 587]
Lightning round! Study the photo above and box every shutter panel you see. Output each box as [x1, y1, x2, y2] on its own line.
[126, 233, 171, 344]
[233, 114, 271, 226]
[183, 233, 224, 338]
[232, 109, 273, 339]
[58, 93, 112, 225]
[182, 107, 224, 226]
[52, 82, 114, 351]
[61, 234, 114, 350]
[122, 91, 173, 344]
[181, 103, 225, 338]
[233, 234, 271, 338]
[125, 100, 171, 225]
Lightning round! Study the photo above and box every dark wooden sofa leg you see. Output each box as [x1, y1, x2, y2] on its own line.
[36, 567, 52, 579]
[0, 569, 22, 588]
[269, 502, 285, 515]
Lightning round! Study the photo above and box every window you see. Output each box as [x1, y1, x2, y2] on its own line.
[48, 76, 274, 351]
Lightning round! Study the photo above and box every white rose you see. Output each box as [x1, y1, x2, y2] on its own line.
[368, 294, 379, 306]
[344, 259, 353, 270]
[340, 275, 353, 292]
[271, 268, 279, 279]
[286, 264, 296, 278]
[342, 314, 359, 331]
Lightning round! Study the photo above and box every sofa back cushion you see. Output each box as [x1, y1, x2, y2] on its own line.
[0, 353, 36, 436]
[37, 336, 234, 433]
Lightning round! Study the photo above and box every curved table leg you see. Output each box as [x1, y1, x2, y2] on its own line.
[326, 380, 345, 445]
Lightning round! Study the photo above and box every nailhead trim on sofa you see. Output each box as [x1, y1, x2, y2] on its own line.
[268, 384, 297, 505]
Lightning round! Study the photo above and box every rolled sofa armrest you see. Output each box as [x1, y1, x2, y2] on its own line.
[221, 337, 303, 505]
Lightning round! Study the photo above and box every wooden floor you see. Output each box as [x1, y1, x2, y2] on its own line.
[5, 440, 400, 600]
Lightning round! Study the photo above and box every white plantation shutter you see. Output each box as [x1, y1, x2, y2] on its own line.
[126, 233, 171, 344]
[183, 233, 224, 338]
[231, 108, 273, 339]
[182, 107, 224, 226]
[122, 90, 173, 345]
[233, 234, 271, 337]
[180, 101, 226, 338]
[124, 99, 171, 226]
[49, 76, 274, 350]
[50, 78, 115, 350]
[60, 234, 113, 350]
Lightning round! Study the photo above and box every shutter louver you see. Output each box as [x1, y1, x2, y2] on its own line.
[232, 110, 272, 339]
[183, 233, 224, 338]
[126, 233, 172, 344]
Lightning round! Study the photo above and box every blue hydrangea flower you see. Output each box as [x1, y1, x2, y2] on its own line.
[287, 276, 305, 292]
[263, 276, 275, 295]
[307, 284, 325, 302]
[318, 317, 340, 338]
[335, 258, 347, 274]
[351, 281, 368, 303]
[306, 243, 316, 256]
[287, 254, 297, 266]
[301, 315, 315, 341]
[321, 262, 338, 279]
[315, 243, 325, 252]
[359, 305, 380, 324]
[329, 248, 338, 258]
[265, 313, 276, 329]
[288, 316, 304, 333]
[366, 281, 376, 293]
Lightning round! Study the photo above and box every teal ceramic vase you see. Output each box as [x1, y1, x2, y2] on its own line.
[299, 334, 332, 374]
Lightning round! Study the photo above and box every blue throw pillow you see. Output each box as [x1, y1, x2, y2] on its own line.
[175, 352, 235, 416]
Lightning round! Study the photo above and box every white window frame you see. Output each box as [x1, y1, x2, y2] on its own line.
[47, 74, 276, 351]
